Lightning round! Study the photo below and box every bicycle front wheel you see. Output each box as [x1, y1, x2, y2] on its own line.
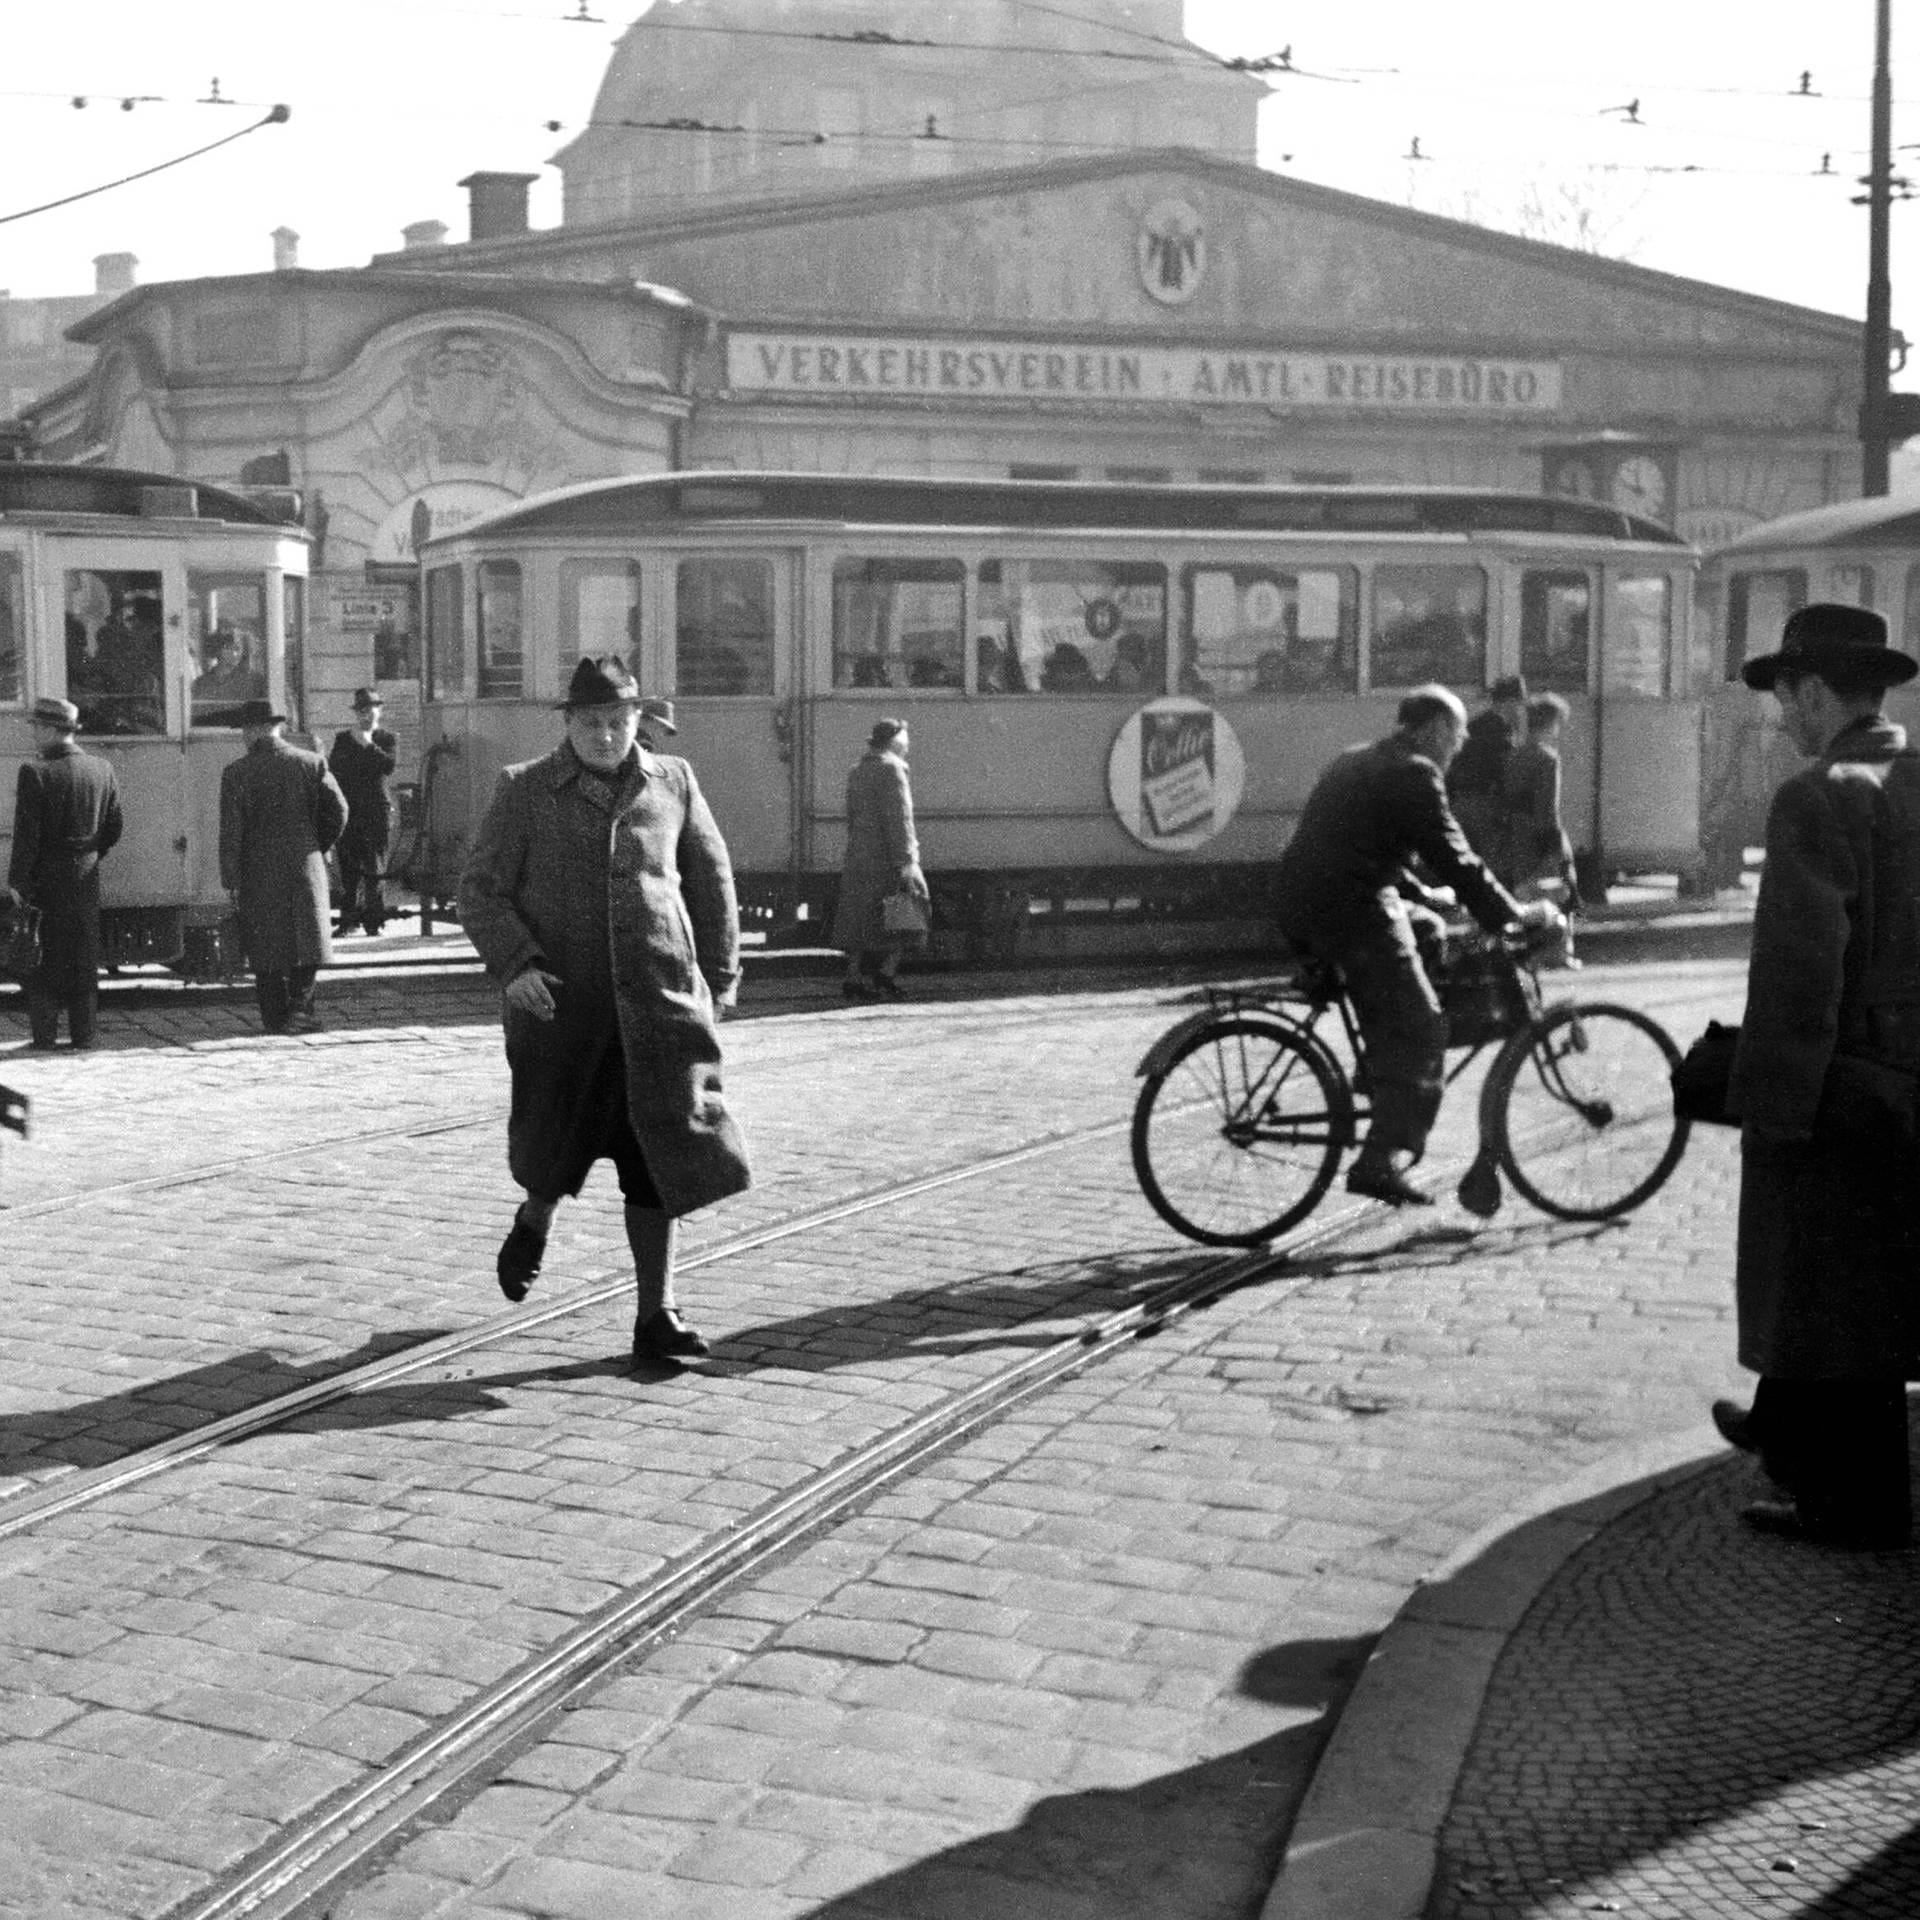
[1132, 1015, 1351, 1246]
[1490, 1001, 1689, 1220]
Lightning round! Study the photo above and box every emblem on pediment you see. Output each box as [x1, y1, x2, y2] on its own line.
[1138, 198, 1207, 307]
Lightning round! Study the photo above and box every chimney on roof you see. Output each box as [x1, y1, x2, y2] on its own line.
[272, 227, 299, 272]
[401, 219, 450, 252]
[458, 172, 538, 243]
[93, 252, 137, 296]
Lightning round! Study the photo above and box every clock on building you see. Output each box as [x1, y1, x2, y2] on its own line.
[1609, 452, 1670, 519]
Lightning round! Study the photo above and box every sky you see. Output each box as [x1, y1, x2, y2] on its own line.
[0, 0, 1913, 365]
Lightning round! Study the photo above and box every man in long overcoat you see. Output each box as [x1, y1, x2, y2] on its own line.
[1722, 603, 1920, 1550]
[832, 717, 929, 999]
[327, 687, 398, 936]
[458, 655, 751, 1366]
[219, 698, 349, 1034]
[8, 695, 123, 1049]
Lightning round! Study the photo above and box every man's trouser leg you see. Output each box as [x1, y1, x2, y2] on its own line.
[256, 970, 291, 1031]
[1338, 923, 1448, 1163]
[66, 968, 98, 1048]
[24, 969, 62, 1046]
[288, 964, 319, 1022]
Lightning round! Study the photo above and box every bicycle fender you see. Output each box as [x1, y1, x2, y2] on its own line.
[1135, 1007, 1314, 1079]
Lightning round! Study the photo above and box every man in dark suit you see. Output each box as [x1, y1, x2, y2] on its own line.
[1273, 685, 1550, 1206]
[8, 696, 124, 1050]
[220, 698, 349, 1034]
[327, 688, 398, 936]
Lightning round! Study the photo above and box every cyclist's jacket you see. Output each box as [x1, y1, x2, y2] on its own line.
[1272, 731, 1520, 955]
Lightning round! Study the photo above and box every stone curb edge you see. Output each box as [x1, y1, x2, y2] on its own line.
[1260, 1423, 1728, 1920]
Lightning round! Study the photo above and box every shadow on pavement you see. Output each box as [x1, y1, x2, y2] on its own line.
[795, 1633, 1378, 1920]
[1429, 1429, 1920, 1919]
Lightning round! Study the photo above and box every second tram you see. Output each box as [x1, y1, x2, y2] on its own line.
[415, 473, 1699, 951]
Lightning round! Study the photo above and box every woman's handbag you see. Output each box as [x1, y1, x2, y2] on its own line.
[881, 889, 930, 937]
[1671, 1020, 1741, 1127]
[0, 895, 41, 979]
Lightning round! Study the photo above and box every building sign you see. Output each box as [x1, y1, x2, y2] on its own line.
[728, 333, 1561, 412]
[368, 481, 519, 565]
[1107, 698, 1247, 853]
[1138, 198, 1206, 306]
[326, 586, 409, 632]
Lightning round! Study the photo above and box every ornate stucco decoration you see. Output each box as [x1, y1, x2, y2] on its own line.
[1137, 198, 1207, 307]
[378, 331, 541, 470]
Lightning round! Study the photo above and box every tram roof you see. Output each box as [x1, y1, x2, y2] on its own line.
[0, 463, 301, 528]
[429, 472, 1688, 549]
[1713, 494, 1920, 556]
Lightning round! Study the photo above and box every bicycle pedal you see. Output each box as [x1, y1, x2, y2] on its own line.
[1456, 1155, 1503, 1219]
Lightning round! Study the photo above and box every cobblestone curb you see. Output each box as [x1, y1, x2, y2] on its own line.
[1260, 1423, 1724, 1920]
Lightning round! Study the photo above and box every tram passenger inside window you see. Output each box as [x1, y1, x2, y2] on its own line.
[193, 628, 267, 725]
[1107, 633, 1150, 692]
[975, 634, 1024, 693]
[846, 654, 892, 690]
[1041, 643, 1097, 692]
[907, 654, 958, 690]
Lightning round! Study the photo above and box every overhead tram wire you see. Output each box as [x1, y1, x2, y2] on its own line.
[0, 104, 291, 226]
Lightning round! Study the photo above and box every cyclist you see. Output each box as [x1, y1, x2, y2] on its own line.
[1272, 683, 1560, 1206]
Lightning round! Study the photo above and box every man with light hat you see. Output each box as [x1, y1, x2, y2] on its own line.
[459, 656, 751, 1367]
[1718, 602, 1920, 1548]
[327, 688, 398, 936]
[7, 695, 123, 1049]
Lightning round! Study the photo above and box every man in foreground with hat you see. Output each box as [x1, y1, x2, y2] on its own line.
[7, 696, 123, 1050]
[327, 689, 398, 937]
[458, 656, 751, 1366]
[219, 698, 349, 1035]
[1718, 602, 1920, 1549]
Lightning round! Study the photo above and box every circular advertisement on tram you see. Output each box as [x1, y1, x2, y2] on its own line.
[1107, 698, 1247, 853]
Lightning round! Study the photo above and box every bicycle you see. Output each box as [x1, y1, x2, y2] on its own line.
[1131, 928, 1690, 1246]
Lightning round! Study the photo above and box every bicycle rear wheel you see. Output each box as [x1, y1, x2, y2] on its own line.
[1132, 1015, 1351, 1246]
[1490, 1001, 1689, 1220]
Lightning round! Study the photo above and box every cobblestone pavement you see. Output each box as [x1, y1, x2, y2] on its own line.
[1426, 1434, 1920, 1920]
[0, 953, 1754, 1918]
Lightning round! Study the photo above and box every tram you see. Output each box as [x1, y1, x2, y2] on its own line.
[414, 473, 1698, 952]
[0, 464, 309, 964]
[1698, 496, 1920, 888]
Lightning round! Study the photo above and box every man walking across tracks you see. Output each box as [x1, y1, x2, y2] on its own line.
[219, 698, 349, 1035]
[1718, 603, 1920, 1550]
[7, 695, 123, 1050]
[327, 688, 397, 936]
[1272, 684, 1553, 1207]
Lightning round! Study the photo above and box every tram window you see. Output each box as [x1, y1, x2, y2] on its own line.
[1180, 564, 1356, 696]
[426, 565, 464, 699]
[1610, 575, 1672, 695]
[65, 569, 165, 735]
[188, 571, 269, 728]
[0, 551, 22, 703]
[476, 560, 524, 700]
[676, 558, 774, 697]
[1726, 569, 1806, 679]
[975, 558, 1167, 695]
[831, 558, 963, 691]
[1518, 570, 1591, 694]
[1369, 564, 1487, 690]
[561, 559, 642, 669]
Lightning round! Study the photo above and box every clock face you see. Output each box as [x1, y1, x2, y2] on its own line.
[1610, 454, 1669, 518]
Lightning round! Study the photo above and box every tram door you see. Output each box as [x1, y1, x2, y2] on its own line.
[650, 550, 802, 892]
[44, 539, 191, 911]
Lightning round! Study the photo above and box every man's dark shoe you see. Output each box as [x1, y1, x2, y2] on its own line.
[1346, 1160, 1434, 1207]
[1711, 1399, 1759, 1453]
[1739, 1498, 1910, 1551]
[497, 1207, 547, 1303]
[633, 1307, 712, 1363]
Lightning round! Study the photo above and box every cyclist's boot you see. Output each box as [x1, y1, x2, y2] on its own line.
[1346, 1151, 1434, 1207]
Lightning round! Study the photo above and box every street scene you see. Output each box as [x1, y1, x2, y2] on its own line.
[6, 0, 1920, 1916]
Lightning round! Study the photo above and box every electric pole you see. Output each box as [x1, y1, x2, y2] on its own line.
[1862, 0, 1895, 494]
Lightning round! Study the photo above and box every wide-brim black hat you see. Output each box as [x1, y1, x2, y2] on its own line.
[557, 655, 645, 710]
[1741, 602, 1918, 691]
[237, 697, 288, 727]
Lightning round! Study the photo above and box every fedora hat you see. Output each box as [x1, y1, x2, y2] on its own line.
[350, 686, 382, 711]
[237, 697, 288, 728]
[1741, 602, 1918, 691]
[638, 696, 677, 736]
[557, 655, 645, 711]
[31, 695, 80, 730]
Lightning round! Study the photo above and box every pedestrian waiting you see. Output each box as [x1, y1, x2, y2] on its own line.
[327, 688, 397, 936]
[834, 717, 930, 999]
[459, 655, 752, 1367]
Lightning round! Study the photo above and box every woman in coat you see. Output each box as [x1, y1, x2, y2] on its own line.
[832, 717, 929, 999]
[1722, 604, 1920, 1549]
[458, 656, 751, 1365]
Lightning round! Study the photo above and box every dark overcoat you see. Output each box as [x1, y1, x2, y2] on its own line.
[327, 729, 398, 858]
[1446, 708, 1516, 878]
[1727, 714, 1920, 1380]
[8, 742, 124, 978]
[1273, 732, 1519, 957]
[457, 740, 751, 1217]
[219, 735, 348, 972]
[831, 747, 922, 952]
[1502, 738, 1572, 888]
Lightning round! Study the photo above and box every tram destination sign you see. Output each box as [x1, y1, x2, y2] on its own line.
[729, 332, 1562, 413]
